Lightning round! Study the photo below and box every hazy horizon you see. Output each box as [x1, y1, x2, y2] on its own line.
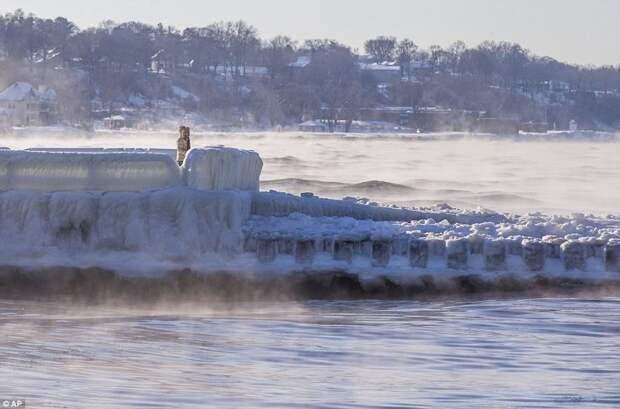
[3, 0, 620, 67]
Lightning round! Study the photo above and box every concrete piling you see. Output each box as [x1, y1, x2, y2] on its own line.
[360, 240, 373, 257]
[469, 237, 484, 255]
[295, 240, 315, 265]
[409, 239, 429, 268]
[277, 238, 295, 256]
[447, 239, 468, 270]
[544, 239, 564, 259]
[585, 240, 605, 259]
[392, 236, 410, 256]
[372, 240, 391, 267]
[506, 239, 523, 256]
[428, 239, 446, 257]
[605, 243, 620, 272]
[484, 239, 506, 271]
[562, 241, 585, 271]
[317, 238, 333, 253]
[256, 239, 277, 263]
[334, 240, 355, 264]
[523, 241, 545, 272]
[244, 237, 257, 253]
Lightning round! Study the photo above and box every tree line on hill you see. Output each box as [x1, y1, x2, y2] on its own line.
[1, 9, 619, 130]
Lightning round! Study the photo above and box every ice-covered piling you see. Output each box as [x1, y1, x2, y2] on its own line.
[392, 236, 410, 256]
[447, 239, 468, 270]
[469, 237, 484, 255]
[409, 239, 429, 268]
[561, 241, 585, 271]
[523, 241, 545, 272]
[256, 239, 277, 263]
[277, 238, 295, 256]
[429, 239, 446, 257]
[544, 238, 565, 259]
[606, 243, 620, 272]
[506, 239, 523, 256]
[372, 240, 391, 267]
[334, 240, 355, 264]
[295, 240, 315, 264]
[484, 240, 506, 271]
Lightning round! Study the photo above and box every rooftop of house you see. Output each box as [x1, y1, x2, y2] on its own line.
[289, 56, 311, 68]
[0, 82, 57, 102]
[0, 82, 37, 101]
[359, 62, 400, 71]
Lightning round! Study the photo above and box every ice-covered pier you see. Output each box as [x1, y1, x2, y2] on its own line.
[0, 147, 619, 287]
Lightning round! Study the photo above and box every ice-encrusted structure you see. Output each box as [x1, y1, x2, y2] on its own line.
[183, 147, 262, 192]
[0, 148, 619, 287]
[0, 188, 252, 272]
[0, 151, 181, 192]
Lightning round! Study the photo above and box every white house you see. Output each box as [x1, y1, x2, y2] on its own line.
[0, 82, 57, 126]
[103, 115, 129, 130]
[359, 62, 402, 83]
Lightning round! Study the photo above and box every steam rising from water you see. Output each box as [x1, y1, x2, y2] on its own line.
[4, 129, 619, 215]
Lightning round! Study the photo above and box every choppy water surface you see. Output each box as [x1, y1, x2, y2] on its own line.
[1, 297, 620, 408]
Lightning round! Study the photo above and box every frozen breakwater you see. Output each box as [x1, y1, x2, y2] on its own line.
[0, 147, 619, 298]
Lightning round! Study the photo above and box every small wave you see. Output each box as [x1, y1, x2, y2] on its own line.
[263, 179, 416, 196]
[262, 178, 347, 190]
[264, 155, 304, 164]
[461, 192, 543, 204]
[344, 180, 416, 194]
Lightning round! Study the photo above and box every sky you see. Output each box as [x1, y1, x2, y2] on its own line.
[3, 0, 620, 66]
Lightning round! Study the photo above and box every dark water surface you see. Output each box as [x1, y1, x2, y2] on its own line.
[1, 297, 619, 408]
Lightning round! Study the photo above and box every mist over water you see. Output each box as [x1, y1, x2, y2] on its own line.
[2, 130, 620, 407]
[5, 130, 619, 215]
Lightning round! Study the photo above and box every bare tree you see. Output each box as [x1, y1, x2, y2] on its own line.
[263, 36, 296, 81]
[364, 36, 396, 63]
[397, 39, 417, 79]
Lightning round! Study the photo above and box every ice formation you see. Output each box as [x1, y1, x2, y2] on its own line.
[0, 148, 619, 285]
[0, 151, 181, 192]
[183, 147, 263, 192]
[0, 188, 252, 273]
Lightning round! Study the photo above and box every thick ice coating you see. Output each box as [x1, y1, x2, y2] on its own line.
[183, 147, 263, 192]
[0, 188, 253, 272]
[0, 151, 182, 192]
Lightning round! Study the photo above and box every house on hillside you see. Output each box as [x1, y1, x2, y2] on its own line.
[289, 56, 311, 69]
[214, 65, 270, 81]
[151, 49, 175, 74]
[359, 62, 401, 83]
[0, 82, 57, 126]
[103, 115, 130, 130]
[288, 55, 312, 79]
